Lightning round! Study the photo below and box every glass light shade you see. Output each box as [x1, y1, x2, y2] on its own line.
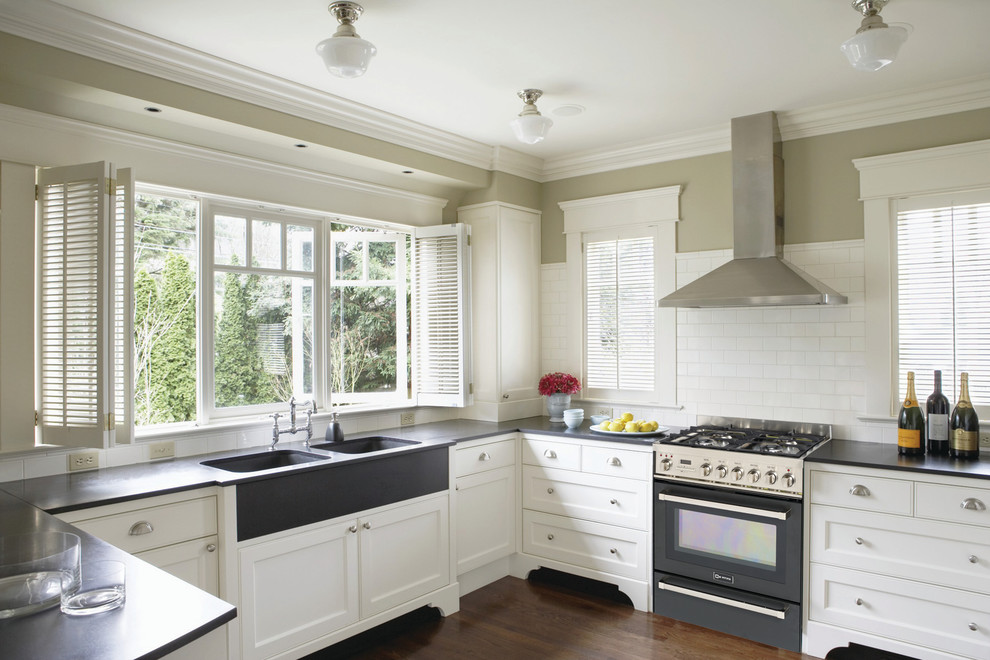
[840, 24, 908, 71]
[316, 36, 377, 79]
[510, 114, 553, 144]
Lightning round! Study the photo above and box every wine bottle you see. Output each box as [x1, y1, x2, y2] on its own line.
[897, 371, 925, 456]
[926, 370, 950, 455]
[950, 372, 980, 459]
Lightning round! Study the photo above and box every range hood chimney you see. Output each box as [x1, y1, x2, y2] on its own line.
[658, 112, 847, 307]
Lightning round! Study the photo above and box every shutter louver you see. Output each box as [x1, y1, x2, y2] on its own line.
[412, 224, 471, 406]
[897, 200, 990, 405]
[37, 162, 113, 447]
[113, 169, 134, 443]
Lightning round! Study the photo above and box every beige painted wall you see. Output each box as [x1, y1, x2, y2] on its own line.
[460, 171, 542, 211]
[540, 108, 990, 263]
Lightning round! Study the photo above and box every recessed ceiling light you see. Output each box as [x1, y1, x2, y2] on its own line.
[144, 106, 162, 113]
[552, 104, 585, 117]
[294, 143, 308, 148]
[402, 170, 414, 174]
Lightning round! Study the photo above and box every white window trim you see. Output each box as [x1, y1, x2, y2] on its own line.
[561, 186, 680, 407]
[856, 138, 990, 419]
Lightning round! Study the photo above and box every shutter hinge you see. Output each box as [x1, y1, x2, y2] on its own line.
[469, 383, 474, 395]
[467, 234, 471, 246]
[35, 184, 39, 201]
[104, 413, 115, 431]
[106, 178, 116, 196]
[35, 410, 39, 427]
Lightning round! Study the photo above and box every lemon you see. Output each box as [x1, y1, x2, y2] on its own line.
[607, 421, 624, 432]
[624, 421, 640, 433]
[620, 412, 634, 423]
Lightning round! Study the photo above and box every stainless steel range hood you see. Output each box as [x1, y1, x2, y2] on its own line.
[659, 112, 847, 308]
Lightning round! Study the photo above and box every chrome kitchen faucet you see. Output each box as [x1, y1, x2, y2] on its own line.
[270, 397, 317, 449]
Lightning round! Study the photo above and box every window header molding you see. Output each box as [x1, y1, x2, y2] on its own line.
[854, 139, 990, 201]
[560, 185, 681, 235]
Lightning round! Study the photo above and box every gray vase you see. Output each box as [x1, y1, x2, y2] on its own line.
[546, 393, 571, 422]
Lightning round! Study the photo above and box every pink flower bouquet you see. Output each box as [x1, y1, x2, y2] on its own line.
[538, 372, 581, 396]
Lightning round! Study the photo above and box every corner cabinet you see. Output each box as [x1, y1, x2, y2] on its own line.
[804, 462, 990, 660]
[458, 202, 541, 421]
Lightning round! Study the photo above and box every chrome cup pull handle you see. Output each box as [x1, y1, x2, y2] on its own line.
[607, 457, 622, 467]
[961, 497, 986, 511]
[128, 521, 154, 536]
[479, 451, 491, 461]
[544, 449, 557, 459]
[849, 484, 871, 497]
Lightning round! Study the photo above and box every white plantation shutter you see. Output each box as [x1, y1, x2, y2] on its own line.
[37, 162, 117, 448]
[896, 193, 990, 407]
[412, 223, 471, 406]
[113, 169, 134, 443]
[584, 231, 658, 401]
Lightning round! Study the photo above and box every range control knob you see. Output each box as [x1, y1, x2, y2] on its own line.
[766, 471, 778, 485]
[731, 467, 744, 481]
[660, 458, 673, 472]
[716, 465, 728, 479]
[701, 463, 712, 477]
[747, 469, 761, 483]
[782, 473, 796, 488]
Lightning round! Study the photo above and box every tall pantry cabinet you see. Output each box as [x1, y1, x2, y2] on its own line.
[458, 202, 542, 421]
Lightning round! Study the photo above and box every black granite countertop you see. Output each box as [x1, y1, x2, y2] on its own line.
[808, 438, 990, 480]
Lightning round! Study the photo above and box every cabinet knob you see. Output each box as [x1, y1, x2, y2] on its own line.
[502, 393, 509, 400]
[547, 487, 555, 494]
[363, 522, 372, 530]
[128, 521, 154, 536]
[849, 484, 871, 497]
[855, 537, 864, 546]
[609, 498, 618, 505]
[547, 533, 554, 541]
[544, 449, 557, 459]
[609, 548, 617, 555]
[855, 598, 864, 606]
[961, 497, 986, 511]
[607, 457, 622, 467]
[969, 555, 979, 564]
[479, 451, 491, 461]
[206, 543, 217, 553]
[348, 525, 358, 533]
[969, 623, 979, 632]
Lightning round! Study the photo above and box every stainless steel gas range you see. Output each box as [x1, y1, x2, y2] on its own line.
[652, 416, 831, 653]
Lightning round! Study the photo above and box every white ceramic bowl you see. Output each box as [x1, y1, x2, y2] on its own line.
[589, 414, 609, 426]
[562, 408, 584, 429]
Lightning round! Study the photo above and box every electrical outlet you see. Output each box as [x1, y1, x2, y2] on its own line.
[594, 406, 612, 418]
[67, 449, 100, 472]
[149, 440, 175, 459]
[980, 430, 990, 448]
[400, 411, 416, 426]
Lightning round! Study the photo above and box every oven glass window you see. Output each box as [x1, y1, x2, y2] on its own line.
[677, 509, 777, 568]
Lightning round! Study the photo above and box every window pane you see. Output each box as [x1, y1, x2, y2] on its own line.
[214, 272, 313, 408]
[369, 240, 396, 281]
[329, 285, 398, 396]
[134, 193, 198, 426]
[287, 224, 314, 272]
[334, 240, 363, 281]
[252, 219, 281, 269]
[215, 215, 246, 266]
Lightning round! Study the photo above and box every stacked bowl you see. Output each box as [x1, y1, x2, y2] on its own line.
[562, 408, 584, 429]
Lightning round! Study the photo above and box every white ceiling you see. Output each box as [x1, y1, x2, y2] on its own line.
[3, 0, 990, 175]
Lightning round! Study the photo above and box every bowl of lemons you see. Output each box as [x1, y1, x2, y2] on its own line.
[590, 412, 666, 435]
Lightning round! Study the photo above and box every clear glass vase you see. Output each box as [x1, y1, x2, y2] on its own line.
[546, 392, 571, 422]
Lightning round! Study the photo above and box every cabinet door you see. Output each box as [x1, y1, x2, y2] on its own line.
[359, 495, 450, 618]
[238, 520, 359, 660]
[456, 465, 515, 574]
[136, 535, 220, 596]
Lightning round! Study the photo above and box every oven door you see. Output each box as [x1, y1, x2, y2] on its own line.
[654, 480, 801, 602]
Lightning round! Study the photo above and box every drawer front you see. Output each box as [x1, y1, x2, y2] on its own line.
[522, 437, 581, 471]
[809, 563, 990, 659]
[809, 470, 913, 515]
[916, 482, 990, 529]
[522, 510, 649, 580]
[521, 465, 649, 529]
[455, 438, 515, 477]
[810, 505, 990, 594]
[70, 496, 217, 553]
[581, 444, 652, 480]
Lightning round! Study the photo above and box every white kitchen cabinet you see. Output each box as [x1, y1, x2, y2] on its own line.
[236, 492, 450, 660]
[454, 437, 517, 578]
[458, 202, 541, 421]
[516, 434, 653, 611]
[57, 487, 220, 596]
[805, 462, 990, 659]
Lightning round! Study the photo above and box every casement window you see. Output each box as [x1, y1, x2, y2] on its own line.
[894, 192, 990, 410]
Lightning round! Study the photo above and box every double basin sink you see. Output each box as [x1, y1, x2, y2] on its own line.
[201, 437, 420, 474]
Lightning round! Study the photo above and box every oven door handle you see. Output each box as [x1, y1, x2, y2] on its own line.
[657, 580, 788, 619]
[657, 493, 789, 520]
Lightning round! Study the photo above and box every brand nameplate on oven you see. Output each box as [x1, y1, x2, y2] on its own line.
[713, 572, 735, 585]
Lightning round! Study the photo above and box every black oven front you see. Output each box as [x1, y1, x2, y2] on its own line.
[653, 480, 803, 652]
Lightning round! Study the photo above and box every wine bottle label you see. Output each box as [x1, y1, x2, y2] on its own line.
[898, 428, 922, 449]
[927, 414, 949, 441]
[952, 429, 978, 451]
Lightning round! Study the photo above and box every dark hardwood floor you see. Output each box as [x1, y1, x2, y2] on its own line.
[309, 573, 824, 660]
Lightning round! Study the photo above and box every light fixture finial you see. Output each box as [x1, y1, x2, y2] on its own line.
[510, 89, 553, 145]
[316, 1, 377, 79]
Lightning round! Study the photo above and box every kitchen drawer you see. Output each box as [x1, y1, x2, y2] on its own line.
[66, 494, 218, 554]
[809, 470, 913, 515]
[455, 438, 515, 477]
[916, 481, 990, 529]
[522, 509, 649, 580]
[809, 563, 990, 659]
[581, 444, 652, 481]
[522, 437, 581, 471]
[810, 504, 990, 594]
[521, 465, 650, 530]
